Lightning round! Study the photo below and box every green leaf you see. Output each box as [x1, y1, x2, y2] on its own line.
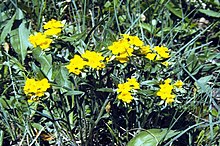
[32, 48, 52, 80]
[0, 130, 3, 146]
[127, 128, 179, 146]
[186, 52, 200, 74]
[10, 21, 30, 64]
[65, 90, 84, 96]
[165, 2, 189, 22]
[0, 14, 16, 43]
[31, 62, 45, 79]
[141, 80, 157, 86]
[96, 88, 114, 92]
[55, 66, 72, 89]
[140, 23, 154, 34]
[199, 9, 220, 18]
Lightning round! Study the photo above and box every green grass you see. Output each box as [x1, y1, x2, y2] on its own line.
[0, 0, 220, 145]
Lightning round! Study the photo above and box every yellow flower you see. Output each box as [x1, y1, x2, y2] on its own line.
[81, 50, 105, 69]
[24, 78, 38, 96]
[153, 46, 170, 59]
[161, 61, 169, 67]
[140, 45, 151, 55]
[117, 91, 133, 103]
[29, 32, 52, 49]
[146, 53, 157, 60]
[66, 55, 87, 75]
[174, 80, 184, 88]
[108, 39, 130, 55]
[24, 78, 50, 98]
[44, 19, 64, 29]
[43, 19, 64, 35]
[44, 28, 62, 36]
[121, 34, 144, 47]
[127, 78, 140, 90]
[117, 82, 131, 93]
[157, 78, 175, 104]
[116, 78, 140, 103]
[164, 78, 172, 84]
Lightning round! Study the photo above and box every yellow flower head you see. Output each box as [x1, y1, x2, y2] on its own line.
[153, 46, 170, 59]
[29, 32, 52, 49]
[43, 19, 64, 35]
[81, 50, 105, 69]
[24, 78, 50, 98]
[146, 53, 157, 60]
[161, 61, 169, 67]
[157, 78, 175, 104]
[140, 45, 151, 55]
[127, 78, 140, 90]
[174, 80, 184, 88]
[43, 19, 64, 29]
[66, 55, 87, 75]
[121, 34, 144, 47]
[44, 28, 62, 36]
[117, 82, 131, 93]
[117, 91, 133, 103]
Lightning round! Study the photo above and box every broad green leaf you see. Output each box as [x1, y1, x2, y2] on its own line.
[55, 66, 72, 89]
[127, 128, 179, 146]
[199, 9, 220, 18]
[31, 62, 45, 79]
[15, 8, 24, 19]
[10, 21, 30, 64]
[195, 75, 213, 93]
[32, 48, 52, 80]
[197, 75, 213, 85]
[0, 14, 16, 43]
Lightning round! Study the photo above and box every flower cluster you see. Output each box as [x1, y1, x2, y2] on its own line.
[43, 19, 64, 36]
[156, 79, 183, 104]
[29, 32, 52, 49]
[108, 34, 170, 64]
[66, 50, 105, 75]
[24, 78, 50, 98]
[140, 45, 170, 61]
[117, 78, 140, 103]
[108, 34, 144, 63]
[29, 19, 64, 49]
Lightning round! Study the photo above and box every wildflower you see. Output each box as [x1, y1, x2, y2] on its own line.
[24, 78, 50, 98]
[108, 34, 144, 63]
[43, 19, 64, 35]
[29, 32, 52, 49]
[140, 45, 151, 55]
[117, 78, 140, 103]
[174, 80, 184, 88]
[146, 53, 157, 60]
[117, 82, 131, 93]
[157, 78, 175, 104]
[81, 50, 105, 69]
[121, 34, 144, 47]
[127, 78, 140, 90]
[161, 61, 169, 67]
[117, 91, 133, 103]
[66, 55, 87, 75]
[153, 46, 170, 59]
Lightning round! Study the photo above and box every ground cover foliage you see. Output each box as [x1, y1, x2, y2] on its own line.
[0, 0, 220, 145]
